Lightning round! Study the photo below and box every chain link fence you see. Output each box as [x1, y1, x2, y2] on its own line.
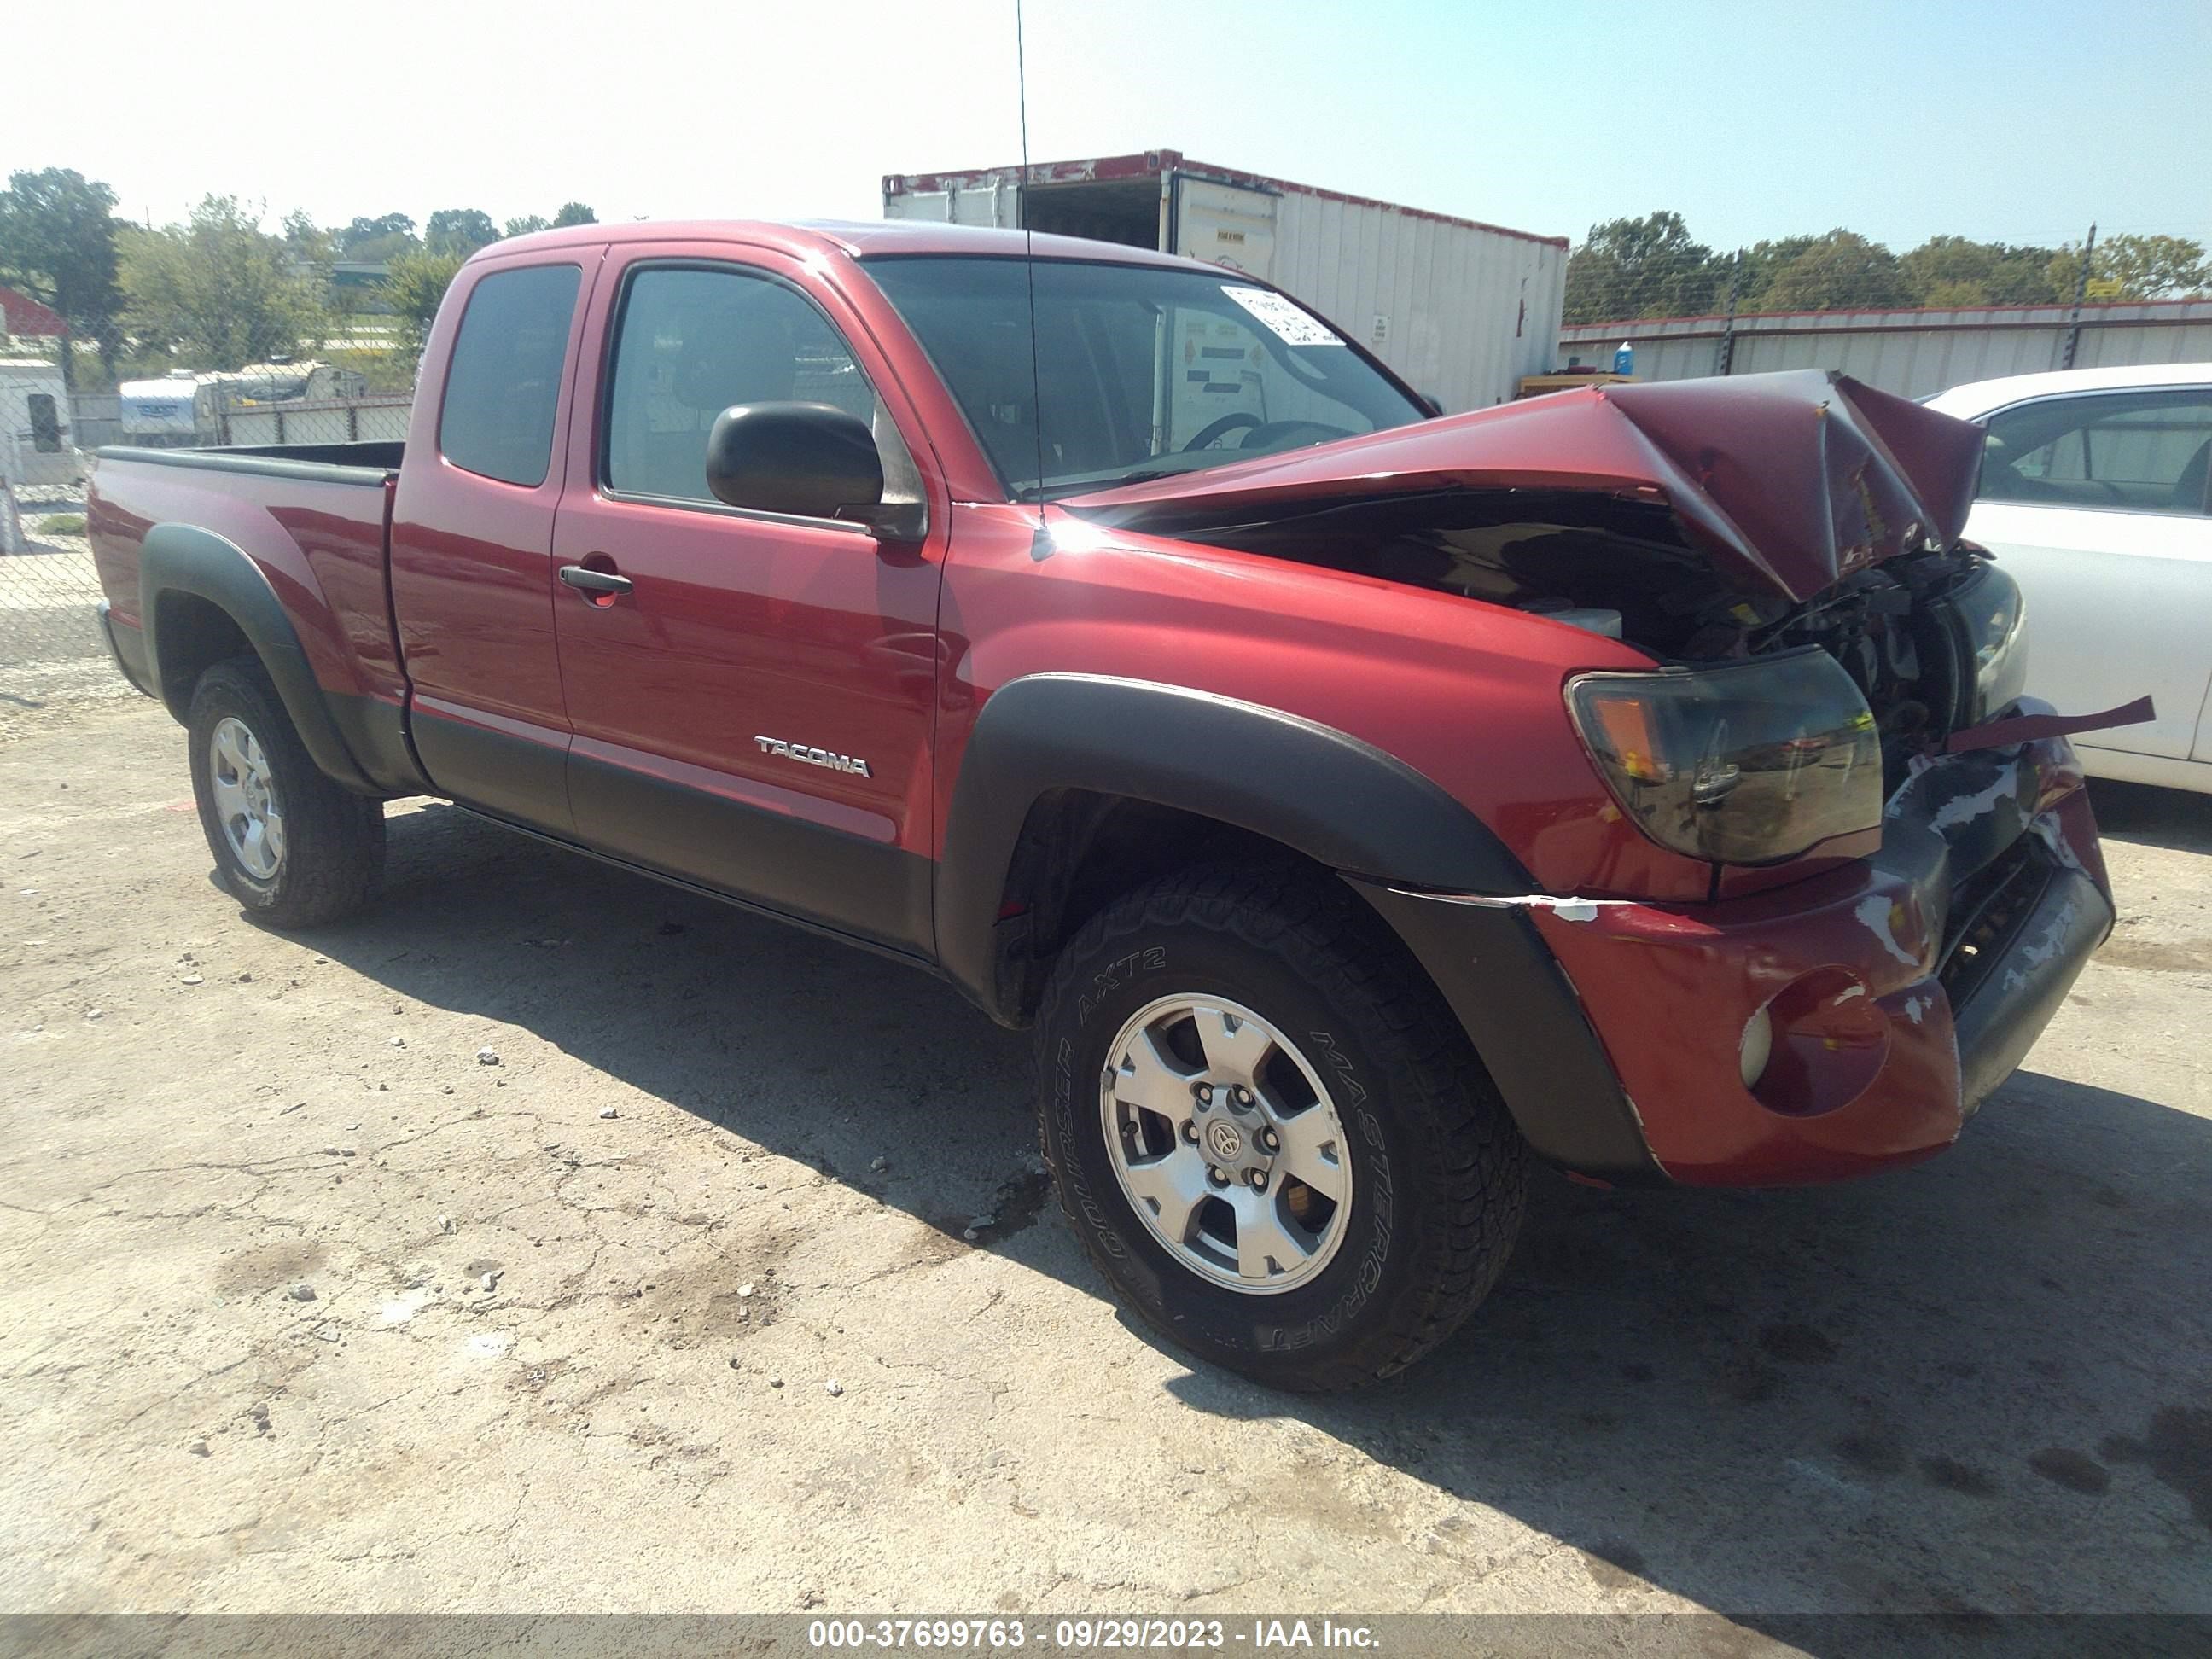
[0, 479, 116, 729]
[1, 363, 415, 726]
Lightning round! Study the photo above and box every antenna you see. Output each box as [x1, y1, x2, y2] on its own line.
[1015, 0, 1046, 514]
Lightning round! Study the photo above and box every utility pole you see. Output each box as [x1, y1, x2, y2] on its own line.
[1716, 250, 1743, 377]
[2060, 222, 2097, 370]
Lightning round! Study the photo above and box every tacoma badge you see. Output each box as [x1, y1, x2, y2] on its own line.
[754, 736, 871, 777]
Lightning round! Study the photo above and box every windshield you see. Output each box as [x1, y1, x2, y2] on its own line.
[863, 255, 1429, 500]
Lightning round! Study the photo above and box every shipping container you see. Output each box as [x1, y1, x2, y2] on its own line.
[883, 149, 1568, 412]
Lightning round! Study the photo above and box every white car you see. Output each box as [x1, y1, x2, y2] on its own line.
[1926, 363, 2212, 794]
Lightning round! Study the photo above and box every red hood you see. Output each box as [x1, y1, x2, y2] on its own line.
[1061, 370, 1986, 603]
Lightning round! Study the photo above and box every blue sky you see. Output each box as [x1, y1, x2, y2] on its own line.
[7, 0, 2208, 254]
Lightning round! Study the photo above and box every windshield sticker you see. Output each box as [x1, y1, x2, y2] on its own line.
[1223, 287, 1344, 347]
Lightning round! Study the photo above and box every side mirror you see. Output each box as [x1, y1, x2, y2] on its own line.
[704, 402, 886, 525]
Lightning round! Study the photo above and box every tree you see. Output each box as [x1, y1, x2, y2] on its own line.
[119, 196, 330, 370]
[1989, 247, 2064, 304]
[1563, 212, 1725, 324]
[335, 213, 418, 263]
[281, 209, 328, 257]
[384, 248, 467, 353]
[424, 208, 498, 259]
[337, 212, 413, 251]
[0, 167, 124, 387]
[2049, 233, 2210, 301]
[1899, 235, 2060, 307]
[1730, 236, 1817, 312]
[550, 201, 597, 228]
[503, 214, 550, 239]
[1758, 230, 1914, 311]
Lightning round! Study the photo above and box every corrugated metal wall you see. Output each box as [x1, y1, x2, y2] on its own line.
[1272, 193, 1567, 410]
[1557, 300, 2212, 399]
[882, 180, 1022, 228]
[69, 394, 121, 451]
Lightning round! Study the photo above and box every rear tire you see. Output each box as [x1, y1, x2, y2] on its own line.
[1034, 862, 1528, 1392]
[188, 655, 385, 928]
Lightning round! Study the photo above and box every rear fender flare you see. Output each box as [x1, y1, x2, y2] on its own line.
[934, 673, 1530, 1020]
[139, 522, 377, 795]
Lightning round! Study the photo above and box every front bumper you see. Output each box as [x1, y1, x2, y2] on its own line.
[1362, 720, 2112, 1187]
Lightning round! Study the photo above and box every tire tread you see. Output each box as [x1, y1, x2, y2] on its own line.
[188, 656, 384, 929]
[1034, 860, 1527, 1391]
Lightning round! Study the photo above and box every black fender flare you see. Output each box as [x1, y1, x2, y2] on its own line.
[934, 673, 1531, 1019]
[139, 523, 378, 795]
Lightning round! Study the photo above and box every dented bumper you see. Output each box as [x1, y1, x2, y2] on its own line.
[1361, 709, 2112, 1189]
[1527, 722, 2110, 1185]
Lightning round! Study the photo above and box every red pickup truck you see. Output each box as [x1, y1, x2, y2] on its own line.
[89, 219, 2114, 1390]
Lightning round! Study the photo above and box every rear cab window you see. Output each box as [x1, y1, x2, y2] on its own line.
[438, 264, 585, 486]
[1979, 389, 2212, 516]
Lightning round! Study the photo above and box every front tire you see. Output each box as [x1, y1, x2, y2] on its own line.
[1034, 863, 1528, 1391]
[188, 656, 385, 928]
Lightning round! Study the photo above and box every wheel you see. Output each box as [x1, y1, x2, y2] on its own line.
[187, 655, 385, 928]
[1034, 862, 1528, 1391]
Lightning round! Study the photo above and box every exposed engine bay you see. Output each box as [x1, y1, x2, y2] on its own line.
[1180, 486, 2023, 794]
[1062, 370, 2034, 805]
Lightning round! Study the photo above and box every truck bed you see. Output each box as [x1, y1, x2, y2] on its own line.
[95, 439, 404, 484]
[87, 440, 417, 795]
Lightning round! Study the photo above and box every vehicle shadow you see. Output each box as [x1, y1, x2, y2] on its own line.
[2089, 776, 2212, 857]
[304, 802, 2210, 1623]
[1165, 1070, 2212, 1620]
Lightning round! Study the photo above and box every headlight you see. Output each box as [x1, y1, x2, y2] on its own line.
[1568, 649, 1883, 865]
[1950, 562, 2028, 724]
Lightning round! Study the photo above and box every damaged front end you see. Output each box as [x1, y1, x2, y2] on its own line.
[1511, 721, 2110, 1184]
[1068, 369, 2134, 864]
[1068, 370, 2027, 802]
[1068, 371, 2133, 1183]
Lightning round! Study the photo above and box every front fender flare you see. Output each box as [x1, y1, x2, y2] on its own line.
[934, 673, 1529, 1020]
[139, 522, 377, 795]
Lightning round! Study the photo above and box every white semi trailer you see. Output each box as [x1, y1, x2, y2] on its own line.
[883, 148, 1568, 413]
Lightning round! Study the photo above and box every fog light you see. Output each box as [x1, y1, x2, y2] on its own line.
[1738, 1005, 1774, 1091]
[1748, 969, 1890, 1117]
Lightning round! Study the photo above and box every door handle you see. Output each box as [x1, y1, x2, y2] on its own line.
[559, 563, 632, 597]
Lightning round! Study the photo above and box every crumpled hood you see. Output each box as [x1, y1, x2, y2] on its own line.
[1062, 369, 1987, 603]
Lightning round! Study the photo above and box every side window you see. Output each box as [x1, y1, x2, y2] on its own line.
[602, 265, 911, 509]
[1981, 390, 2212, 515]
[26, 393, 63, 453]
[438, 264, 582, 487]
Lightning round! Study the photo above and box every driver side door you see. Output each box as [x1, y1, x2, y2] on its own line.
[549, 246, 946, 954]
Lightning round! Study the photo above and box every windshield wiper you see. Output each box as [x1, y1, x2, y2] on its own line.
[1017, 466, 1183, 504]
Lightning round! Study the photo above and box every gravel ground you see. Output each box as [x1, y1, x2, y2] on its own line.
[1, 697, 2207, 1618]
